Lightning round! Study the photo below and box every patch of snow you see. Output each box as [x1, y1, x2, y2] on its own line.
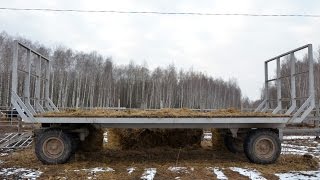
[0, 160, 3, 164]
[73, 166, 115, 179]
[203, 132, 212, 140]
[103, 131, 108, 143]
[0, 168, 42, 180]
[72, 167, 114, 179]
[207, 167, 228, 180]
[0, 153, 8, 157]
[23, 171, 42, 179]
[79, 167, 115, 173]
[168, 166, 193, 174]
[230, 167, 266, 180]
[175, 177, 181, 180]
[141, 168, 156, 180]
[283, 136, 316, 140]
[127, 167, 135, 174]
[276, 171, 320, 180]
[91, 167, 114, 173]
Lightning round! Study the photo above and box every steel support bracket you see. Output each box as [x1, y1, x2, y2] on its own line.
[230, 128, 239, 138]
[278, 128, 283, 141]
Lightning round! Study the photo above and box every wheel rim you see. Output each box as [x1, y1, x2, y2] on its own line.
[254, 137, 275, 159]
[42, 137, 64, 159]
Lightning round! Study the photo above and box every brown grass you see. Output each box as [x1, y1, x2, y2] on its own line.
[1, 147, 318, 179]
[211, 129, 226, 150]
[37, 108, 287, 118]
[223, 168, 249, 180]
[106, 128, 203, 149]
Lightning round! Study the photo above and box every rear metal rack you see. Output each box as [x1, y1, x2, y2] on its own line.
[10, 41, 58, 123]
[255, 44, 316, 124]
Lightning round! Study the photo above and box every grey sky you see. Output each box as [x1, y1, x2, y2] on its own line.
[1, 0, 320, 100]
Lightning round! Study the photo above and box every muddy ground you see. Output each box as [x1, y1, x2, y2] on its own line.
[0, 134, 320, 179]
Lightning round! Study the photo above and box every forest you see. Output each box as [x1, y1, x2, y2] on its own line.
[0, 31, 241, 109]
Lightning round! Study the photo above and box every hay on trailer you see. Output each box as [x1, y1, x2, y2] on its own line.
[106, 128, 203, 150]
[38, 108, 287, 118]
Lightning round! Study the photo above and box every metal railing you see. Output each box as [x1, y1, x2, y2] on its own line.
[0, 107, 23, 132]
[255, 44, 316, 124]
[0, 132, 33, 149]
[10, 41, 59, 123]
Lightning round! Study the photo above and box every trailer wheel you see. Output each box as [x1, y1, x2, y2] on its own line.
[224, 135, 243, 153]
[244, 129, 281, 164]
[35, 129, 73, 164]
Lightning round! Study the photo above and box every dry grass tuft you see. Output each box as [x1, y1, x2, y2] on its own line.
[105, 129, 122, 150]
[211, 129, 225, 150]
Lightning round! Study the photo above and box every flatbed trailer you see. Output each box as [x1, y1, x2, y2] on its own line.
[8, 41, 319, 165]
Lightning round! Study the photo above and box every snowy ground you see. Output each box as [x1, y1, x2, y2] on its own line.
[0, 165, 319, 180]
[1, 135, 320, 179]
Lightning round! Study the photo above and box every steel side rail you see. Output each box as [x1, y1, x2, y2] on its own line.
[33, 117, 289, 128]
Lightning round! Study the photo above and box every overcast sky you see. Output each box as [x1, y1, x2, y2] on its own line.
[1, 0, 320, 100]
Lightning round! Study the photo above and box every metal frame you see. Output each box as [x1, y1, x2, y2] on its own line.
[11, 41, 58, 123]
[34, 117, 288, 128]
[255, 44, 315, 124]
[9, 41, 318, 130]
[0, 107, 23, 132]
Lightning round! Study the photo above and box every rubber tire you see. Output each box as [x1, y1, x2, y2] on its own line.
[244, 129, 281, 164]
[35, 129, 73, 164]
[224, 135, 243, 153]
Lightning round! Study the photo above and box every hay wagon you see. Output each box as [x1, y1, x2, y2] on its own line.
[9, 41, 319, 165]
